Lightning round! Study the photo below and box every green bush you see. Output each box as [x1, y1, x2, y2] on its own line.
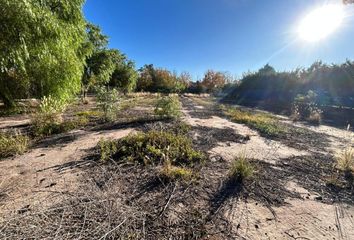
[98, 138, 117, 162]
[98, 130, 204, 166]
[154, 95, 182, 119]
[96, 87, 120, 122]
[0, 132, 29, 159]
[229, 156, 254, 183]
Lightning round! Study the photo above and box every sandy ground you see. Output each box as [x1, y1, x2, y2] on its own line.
[182, 97, 354, 240]
[0, 96, 353, 239]
[0, 128, 133, 219]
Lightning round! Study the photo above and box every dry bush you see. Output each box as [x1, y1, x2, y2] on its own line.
[0, 132, 29, 159]
[336, 147, 354, 173]
[160, 160, 194, 182]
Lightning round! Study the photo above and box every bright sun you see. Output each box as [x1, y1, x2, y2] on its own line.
[298, 4, 344, 42]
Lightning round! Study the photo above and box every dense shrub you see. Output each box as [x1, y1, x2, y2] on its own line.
[154, 95, 182, 119]
[98, 131, 204, 166]
[0, 132, 29, 158]
[96, 87, 120, 122]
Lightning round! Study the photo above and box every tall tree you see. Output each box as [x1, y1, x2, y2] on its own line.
[202, 70, 227, 92]
[0, 0, 87, 107]
[109, 57, 138, 94]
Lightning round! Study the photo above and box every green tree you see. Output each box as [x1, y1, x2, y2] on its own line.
[109, 57, 138, 94]
[0, 0, 87, 107]
[81, 23, 119, 98]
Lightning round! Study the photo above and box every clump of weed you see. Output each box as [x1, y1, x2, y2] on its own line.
[336, 147, 354, 173]
[0, 132, 29, 159]
[226, 108, 285, 137]
[96, 87, 120, 122]
[98, 130, 204, 167]
[160, 160, 194, 182]
[154, 95, 182, 119]
[229, 155, 254, 183]
[76, 111, 102, 118]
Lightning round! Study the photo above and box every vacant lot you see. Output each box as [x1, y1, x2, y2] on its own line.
[0, 94, 353, 239]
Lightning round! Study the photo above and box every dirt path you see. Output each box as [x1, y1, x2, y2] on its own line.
[0, 128, 133, 219]
[181, 96, 354, 240]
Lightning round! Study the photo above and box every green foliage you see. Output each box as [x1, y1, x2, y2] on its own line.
[98, 131, 204, 166]
[31, 96, 86, 137]
[0, 132, 29, 159]
[154, 96, 182, 119]
[109, 58, 138, 94]
[137, 64, 189, 93]
[98, 138, 117, 162]
[96, 87, 120, 122]
[0, 0, 87, 106]
[229, 156, 254, 183]
[226, 108, 285, 137]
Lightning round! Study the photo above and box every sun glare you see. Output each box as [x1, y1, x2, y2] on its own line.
[298, 4, 344, 42]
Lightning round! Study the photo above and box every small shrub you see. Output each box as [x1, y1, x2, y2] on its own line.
[229, 156, 254, 183]
[96, 87, 120, 122]
[154, 95, 182, 119]
[98, 131, 204, 166]
[160, 160, 193, 182]
[0, 132, 29, 158]
[31, 95, 68, 137]
[292, 90, 322, 124]
[98, 138, 117, 162]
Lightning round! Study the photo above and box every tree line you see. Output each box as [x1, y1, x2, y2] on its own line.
[223, 61, 354, 109]
[0, 0, 235, 108]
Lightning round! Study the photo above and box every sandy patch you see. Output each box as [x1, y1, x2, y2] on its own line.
[0, 128, 133, 218]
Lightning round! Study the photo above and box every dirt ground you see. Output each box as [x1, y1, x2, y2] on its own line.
[0, 95, 353, 239]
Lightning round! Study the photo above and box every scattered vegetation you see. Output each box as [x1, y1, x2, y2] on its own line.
[154, 95, 182, 119]
[229, 155, 255, 183]
[0, 132, 29, 159]
[226, 108, 285, 136]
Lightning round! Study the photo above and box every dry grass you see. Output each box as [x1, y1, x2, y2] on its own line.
[229, 155, 254, 183]
[336, 147, 354, 173]
[0, 132, 29, 159]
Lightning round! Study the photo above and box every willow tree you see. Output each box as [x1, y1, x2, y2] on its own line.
[0, 0, 87, 107]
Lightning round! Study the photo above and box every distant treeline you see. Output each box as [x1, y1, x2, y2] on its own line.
[222, 61, 354, 111]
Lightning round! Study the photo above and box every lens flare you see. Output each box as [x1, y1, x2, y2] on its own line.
[298, 4, 344, 42]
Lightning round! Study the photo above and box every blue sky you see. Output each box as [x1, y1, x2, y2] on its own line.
[84, 0, 354, 79]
